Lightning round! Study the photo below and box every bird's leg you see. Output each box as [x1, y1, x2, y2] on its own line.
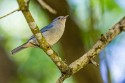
[29, 42, 40, 47]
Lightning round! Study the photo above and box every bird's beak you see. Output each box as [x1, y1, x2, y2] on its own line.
[64, 15, 69, 19]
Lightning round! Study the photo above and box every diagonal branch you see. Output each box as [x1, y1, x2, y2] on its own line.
[57, 17, 125, 82]
[0, 8, 20, 19]
[37, 0, 57, 14]
[69, 17, 125, 74]
[16, 0, 70, 73]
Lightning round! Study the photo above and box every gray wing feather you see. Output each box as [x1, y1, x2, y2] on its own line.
[40, 24, 53, 33]
[28, 24, 53, 40]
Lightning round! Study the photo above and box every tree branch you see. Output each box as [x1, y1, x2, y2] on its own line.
[37, 0, 56, 14]
[0, 8, 20, 19]
[16, 0, 70, 73]
[57, 17, 125, 82]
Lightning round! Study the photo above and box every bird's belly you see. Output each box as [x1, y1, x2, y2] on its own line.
[43, 28, 64, 45]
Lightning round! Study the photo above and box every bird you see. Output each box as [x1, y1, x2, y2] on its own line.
[11, 15, 69, 55]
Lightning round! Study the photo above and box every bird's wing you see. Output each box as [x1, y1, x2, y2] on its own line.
[28, 24, 53, 41]
[40, 24, 53, 33]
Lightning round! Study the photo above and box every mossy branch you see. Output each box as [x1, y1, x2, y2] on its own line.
[16, 0, 70, 73]
[57, 17, 125, 82]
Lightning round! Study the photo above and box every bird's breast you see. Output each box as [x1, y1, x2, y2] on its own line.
[42, 24, 65, 45]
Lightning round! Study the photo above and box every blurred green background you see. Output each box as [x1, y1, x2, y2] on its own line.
[0, 0, 125, 83]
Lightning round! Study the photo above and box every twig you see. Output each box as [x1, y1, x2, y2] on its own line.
[56, 74, 66, 83]
[16, 0, 70, 73]
[56, 74, 71, 83]
[0, 8, 20, 19]
[37, 0, 56, 14]
[57, 17, 125, 82]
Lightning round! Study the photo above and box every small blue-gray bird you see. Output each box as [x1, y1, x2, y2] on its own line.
[11, 15, 69, 55]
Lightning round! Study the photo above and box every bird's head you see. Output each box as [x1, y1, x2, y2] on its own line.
[52, 15, 69, 25]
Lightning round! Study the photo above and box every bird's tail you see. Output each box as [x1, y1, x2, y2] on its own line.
[11, 43, 27, 55]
